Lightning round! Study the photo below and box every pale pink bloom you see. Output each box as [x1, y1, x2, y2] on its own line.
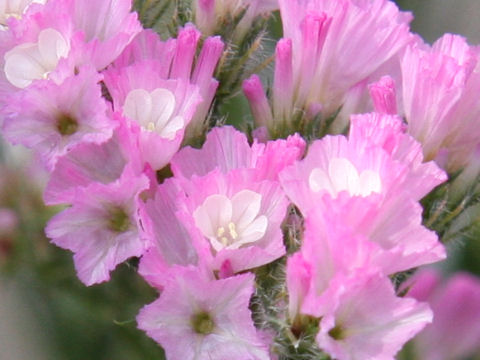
[349, 112, 447, 200]
[246, 0, 413, 134]
[299, 199, 444, 296]
[137, 267, 269, 360]
[2, 67, 115, 169]
[1, 0, 74, 89]
[280, 134, 400, 213]
[280, 127, 446, 274]
[45, 171, 149, 286]
[313, 271, 432, 360]
[104, 60, 202, 170]
[280, 116, 446, 214]
[406, 269, 480, 360]
[171, 125, 305, 181]
[43, 117, 142, 205]
[111, 25, 224, 141]
[177, 168, 288, 273]
[401, 34, 480, 172]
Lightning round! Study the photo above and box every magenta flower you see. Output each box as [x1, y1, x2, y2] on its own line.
[137, 267, 270, 360]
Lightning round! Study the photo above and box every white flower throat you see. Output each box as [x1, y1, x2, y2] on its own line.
[309, 157, 382, 197]
[123, 88, 183, 140]
[193, 190, 268, 251]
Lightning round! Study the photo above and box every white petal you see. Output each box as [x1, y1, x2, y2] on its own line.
[123, 89, 153, 126]
[232, 215, 268, 249]
[357, 170, 382, 196]
[231, 189, 262, 230]
[158, 115, 184, 140]
[328, 158, 360, 195]
[37, 28, 69, 70]
[309, 167, 335, 194]
[4, 44, 44, 88]
[193, 194, 232, 238]
[150, 88, 176, 130]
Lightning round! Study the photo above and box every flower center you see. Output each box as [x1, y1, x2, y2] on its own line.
[123, 88, 184, 140]
[191, 311, 215, 335]
[328, 323, 346, 340]
[193, 190, 268, 252]
[56, 113, 78, 136]
[107, 206, 130, 233]
[309, 157, 381, 197]
[216, 222, 239, 246]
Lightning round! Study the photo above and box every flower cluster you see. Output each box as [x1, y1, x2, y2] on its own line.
[1, 0, 480, 359]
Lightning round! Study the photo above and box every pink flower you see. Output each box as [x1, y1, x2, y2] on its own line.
[62, 0, 141, 69]
[104, 60, 202, 170]
[111, 25, 224, 141]
[245, 0, 413, 135]
[281, 120, 446, 275]
[45, 171, 149, 285]
[313, 271, 432, 360]
[401, 34, 480, 172]
[348, 112, 447, 200]
[280, 115, 446, 214]
[2, 67, 115, 169]
[176, 168, 288, 273]
[406, 269, 480, 360]
[137, 267, 270, 360]
[279, 134, 403, 213]
[138, 179, 201, 289]
[1, 0, 75, 89]
[43, 117, 142, 205]
[171, 125, 305, 181]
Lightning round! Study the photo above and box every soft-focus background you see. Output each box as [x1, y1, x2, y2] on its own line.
[1, 1, 480, 359]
